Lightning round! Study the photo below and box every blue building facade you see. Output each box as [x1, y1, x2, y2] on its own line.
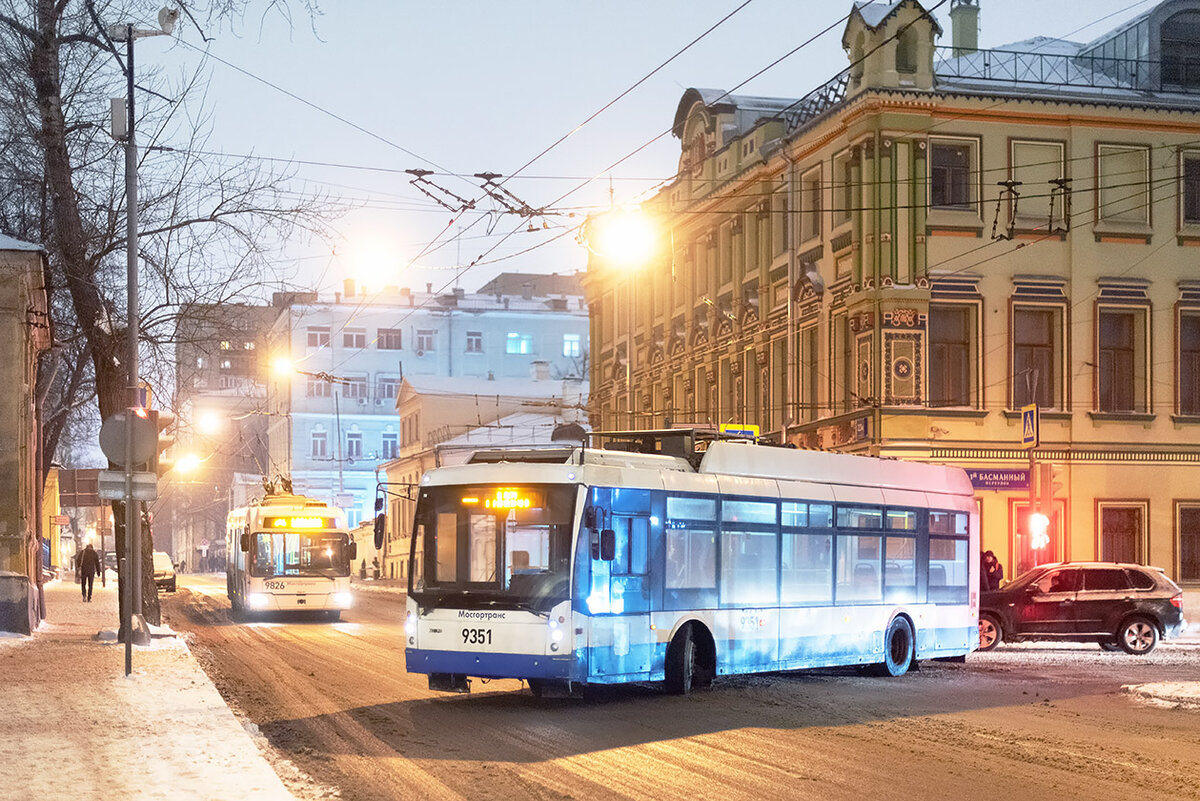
[267, 275, 588, 526]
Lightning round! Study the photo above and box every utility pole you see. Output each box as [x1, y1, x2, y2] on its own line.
[108, 8, 178, 675]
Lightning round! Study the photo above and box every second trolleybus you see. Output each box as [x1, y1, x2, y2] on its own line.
[399, 430, 979, 695]
[227, 491, 357, 620]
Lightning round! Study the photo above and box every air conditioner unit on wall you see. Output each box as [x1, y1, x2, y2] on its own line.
[375, 398, 386, 406]
[416, 349, 425, 358]
[357, 398, 367, 405]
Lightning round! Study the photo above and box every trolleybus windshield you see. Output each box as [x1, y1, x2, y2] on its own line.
[411, 484, 577, 612]
[251, 531, 351, 578]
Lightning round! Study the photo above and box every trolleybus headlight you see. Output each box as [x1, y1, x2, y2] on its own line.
[333, 592, 353, 608]
[247, 592, 268, 609]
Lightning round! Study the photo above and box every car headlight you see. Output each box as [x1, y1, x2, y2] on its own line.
[247, 593, 269, 609]
[332, 592, 353, 608]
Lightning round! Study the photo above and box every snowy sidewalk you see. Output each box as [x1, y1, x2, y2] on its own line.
[0, 578, 298, 801]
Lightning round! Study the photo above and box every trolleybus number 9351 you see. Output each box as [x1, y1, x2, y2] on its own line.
[462, 628, 493, 645]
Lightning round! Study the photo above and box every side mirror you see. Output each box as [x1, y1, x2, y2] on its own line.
[1026, 584, 1042, 595]
[239, 533, 250, 553]
[600, 528, 616, 562]
[373, 513, 385, 550]
[347, 541, 358, 561]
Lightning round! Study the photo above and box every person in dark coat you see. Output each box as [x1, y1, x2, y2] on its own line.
[78, 543, 102, 602]
[982, 550, 1004, 591]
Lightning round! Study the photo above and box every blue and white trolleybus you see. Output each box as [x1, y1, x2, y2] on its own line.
[402, 430, 978, 695]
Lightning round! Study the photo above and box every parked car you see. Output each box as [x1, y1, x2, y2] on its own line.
[978, 562, 1185, 655]
[152, 551, 177, 593]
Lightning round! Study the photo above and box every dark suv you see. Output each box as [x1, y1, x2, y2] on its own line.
[978, 562, 1185, 655]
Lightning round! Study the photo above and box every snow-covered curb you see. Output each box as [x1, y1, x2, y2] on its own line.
[1122, 682, 1200, 709]
[349, 580, 406, 596]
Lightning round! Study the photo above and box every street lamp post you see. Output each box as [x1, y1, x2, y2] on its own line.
[108, 8, 177, 675]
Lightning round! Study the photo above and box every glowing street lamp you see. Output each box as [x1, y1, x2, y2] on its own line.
[175, 453, 203, 474]
[196, 410, 222, 436]
[583, 208, 662, 428]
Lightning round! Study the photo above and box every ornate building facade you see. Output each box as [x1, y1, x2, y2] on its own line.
[585, 0, 1200, 584]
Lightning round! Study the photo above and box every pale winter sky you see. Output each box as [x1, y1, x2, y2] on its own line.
[137, 0, 1162, 297]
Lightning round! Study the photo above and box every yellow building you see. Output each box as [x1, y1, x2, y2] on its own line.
[584, 0, 1200, 584]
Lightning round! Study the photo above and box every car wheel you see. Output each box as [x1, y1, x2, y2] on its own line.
[874, 616, 914, 677]
[168, 579, 176, 593]
[1118, 617, 1159, 655]
[1098, 641, 1122, 652]
[978, 613, 1002, 651]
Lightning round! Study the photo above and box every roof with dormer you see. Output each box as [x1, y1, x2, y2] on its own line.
[843, 0, 943, 47]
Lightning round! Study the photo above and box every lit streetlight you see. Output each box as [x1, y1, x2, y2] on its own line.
[582, 208, 662, 429]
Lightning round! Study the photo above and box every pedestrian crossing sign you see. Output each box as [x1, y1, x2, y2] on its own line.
[1020, 404, 1039, 449]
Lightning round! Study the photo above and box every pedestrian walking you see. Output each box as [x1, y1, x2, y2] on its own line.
[78, 543, 101, 602]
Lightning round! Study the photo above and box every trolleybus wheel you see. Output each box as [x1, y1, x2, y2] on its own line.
[875, 616, 914, 677]
[665, 624, 697, 695]
[978, 613, 1002, 652]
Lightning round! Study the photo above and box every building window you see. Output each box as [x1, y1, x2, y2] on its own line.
[310, 430, 327, 458]
[1179, 504, 1200, 582]
[466, 331, 483, 353]
[801, 166, 822, 242]
[346, 432, 363, 460]
[1012, 306, 1062, 409]
[1097, 307, 1147, 413]
[219, 340, 231, 350]
[195, 357, 205, 369]
[1182, 152, 1200, 225]
[833, 150, 853, 227]
[381, 432, 398, 460]
[306, 326, 330, 348]
[343, 375, 368, 400]
[306, 376, 331, 398]
[243, 341, 255, 350]
[930, 138, 975, 210]
[771, 177, 789, 255]
[1162, 10, 1200, 89]
[1011, 140, 1066, 229]
[506, 332, 533, 355]
[896, 26, 918, 74]
[929, 304, 973, 407]
[1099, 503, 1145, 563]
[220, 359, 232, 371]
[1097, 144, 1150, 225]
[416, 330, 435, 352]
[1180, 312, 1200, 415]
[377, 328, 402, 350]
[562, 333, 581, 358]
[343, 328, 366, 349]
[377, 376, 400, 400]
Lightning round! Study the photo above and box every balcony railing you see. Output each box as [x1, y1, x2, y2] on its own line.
[934, 46, 1200, 96]
[783, 69, 851, 131]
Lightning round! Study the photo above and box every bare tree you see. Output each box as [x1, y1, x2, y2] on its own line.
[0, 0, 343, 627]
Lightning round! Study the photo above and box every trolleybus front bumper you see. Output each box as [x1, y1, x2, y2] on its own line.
[406, 648, 578, 684]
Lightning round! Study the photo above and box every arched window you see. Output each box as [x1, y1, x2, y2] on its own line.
[1162, 10, 1200, 88]
[850, 32, 866, 85]
[896, 27, 918, 74]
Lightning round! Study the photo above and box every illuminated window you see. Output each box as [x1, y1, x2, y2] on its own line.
[562, 333, 581, 358]
[506, 333, 533, 355]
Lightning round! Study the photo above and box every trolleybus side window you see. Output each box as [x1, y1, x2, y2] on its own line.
[781, 501, 833, 604]
[720, 499, 779, 606]
[884, 534, 918, 603]
[664, 495, 717, 591]
[927, 509, 969, 603]
[836, 532, 883, 603]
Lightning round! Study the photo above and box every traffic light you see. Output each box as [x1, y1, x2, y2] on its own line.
[1029, 512, 1051, 550]
[147, 409, 176, 477]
